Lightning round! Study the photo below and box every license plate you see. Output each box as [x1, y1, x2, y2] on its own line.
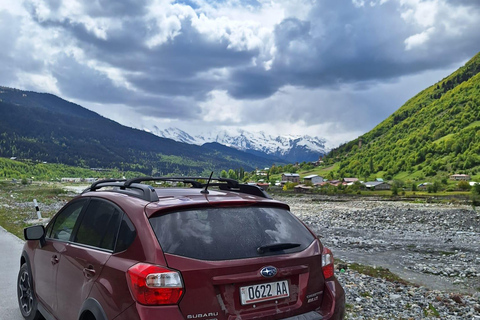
[239, 280, 289, 305]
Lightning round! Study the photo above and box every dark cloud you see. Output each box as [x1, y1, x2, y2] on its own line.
[84, 0, 150, 17]
[225, 68, 281, 99]
[226, 0, 480, 99]
[23, 2, 256, 100]
[51, 54, 129, 103]
[50, 53, 202, 119]
[7, 0, 480, 143]
[123, 19, 256, 98]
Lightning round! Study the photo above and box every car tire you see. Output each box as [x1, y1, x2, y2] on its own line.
[17, 263, 42, 320]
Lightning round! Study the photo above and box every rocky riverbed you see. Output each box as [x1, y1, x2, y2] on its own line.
[7, 186, 480, 319]
[275, 195, 480, 319]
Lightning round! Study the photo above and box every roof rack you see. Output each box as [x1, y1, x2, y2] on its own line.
[82, 176, 272, 202]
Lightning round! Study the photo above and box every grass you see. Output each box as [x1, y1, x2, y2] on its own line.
[0, 181, 74, 238]
[338, 259, 411, 285]
[423, 303, 440, 317]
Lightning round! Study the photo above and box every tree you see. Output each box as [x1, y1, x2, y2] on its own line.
[391, 184, 398, 196]
[282, 182, 297, 191]
[228, 169, 237, 180]
[458, 180, 471, 191]
[471, 183, 480, 207]
[220, 170, 228, 178]
[411, 182, 418, 192]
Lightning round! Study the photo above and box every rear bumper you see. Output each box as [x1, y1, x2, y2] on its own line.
[126, 278, 345, 320]
[280, 277, 345, 320]
[318, 278, 345, 320]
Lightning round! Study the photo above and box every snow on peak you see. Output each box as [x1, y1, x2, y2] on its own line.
[146, 127, 330, 162]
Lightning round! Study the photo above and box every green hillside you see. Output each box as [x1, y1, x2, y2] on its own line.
[0, 87, 282, 176]
[0, 157, 142, 180]
[325, 51, 480, 181]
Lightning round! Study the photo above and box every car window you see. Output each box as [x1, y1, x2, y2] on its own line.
[50, 199, 87, 241]
[74, 199, 122, 251]
[114, 214, 136, 253]
[149, 206, 315, 261]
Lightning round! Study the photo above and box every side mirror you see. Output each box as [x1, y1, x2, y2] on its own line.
[24, 225, 46, 247]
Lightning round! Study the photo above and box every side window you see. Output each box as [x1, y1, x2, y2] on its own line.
[75, 199, 122, 251]
[114, 214, 136, 253]
[50, 199, 87, 241]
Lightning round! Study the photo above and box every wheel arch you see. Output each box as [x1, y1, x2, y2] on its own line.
[20, 251, 30, 268]
[78, 298, 108, 320]
[20, 251, 35, 286]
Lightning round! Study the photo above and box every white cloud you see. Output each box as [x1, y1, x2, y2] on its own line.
[352, 0, 366, 7]
[199, 90, 244, 123]
[2, 0, 480, 149]
[404, 26, 435, 50]
[16, 72, 60, 95]
[399, 0, 439, 27]
[145, 2, 194, 47]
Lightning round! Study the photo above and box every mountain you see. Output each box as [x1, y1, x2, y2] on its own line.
[324, 51, 480, 181]
[0, 87, 281, 175]
[148, 126, 328, 163]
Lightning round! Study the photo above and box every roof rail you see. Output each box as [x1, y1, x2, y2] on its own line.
[83, 176, 271, 201]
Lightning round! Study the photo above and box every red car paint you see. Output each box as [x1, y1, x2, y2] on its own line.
[19, 179, 345, 320]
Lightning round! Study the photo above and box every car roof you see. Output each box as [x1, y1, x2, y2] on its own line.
[82, 176, 272, 201]
[145, 187, 289, 217]
[80, 177, 289, 218]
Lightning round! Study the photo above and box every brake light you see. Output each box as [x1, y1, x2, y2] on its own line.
[127, 263, 184, 305]
[321, 247, 335, 279]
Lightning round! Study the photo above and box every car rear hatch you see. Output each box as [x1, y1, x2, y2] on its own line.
[148, 205, 326, 320]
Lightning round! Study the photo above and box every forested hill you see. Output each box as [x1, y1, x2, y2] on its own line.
[325, 51, 480, 180]
[0, 87, 280, 175]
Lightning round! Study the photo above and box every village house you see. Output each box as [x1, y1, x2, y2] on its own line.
[343, 178, 359, 185]
[61, 178, 82, 183]
[256, 168, 269, 176]
[294, 184, 313, 193]
[281, 173, 300, 183]
[417, 182, 431, 190]
[450, 174, 470, 181]
[363, 181, 391, 190]
[313, 156, 324, 167]
[304, 174, 323, 185]
[324, 180, 342, 187]
[257, 182, 270, 190]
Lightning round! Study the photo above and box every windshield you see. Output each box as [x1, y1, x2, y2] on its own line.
[149, 206, 315, 261]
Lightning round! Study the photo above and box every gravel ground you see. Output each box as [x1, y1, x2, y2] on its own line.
[6, 187, 480, 319]
[276, 195, 480, 320]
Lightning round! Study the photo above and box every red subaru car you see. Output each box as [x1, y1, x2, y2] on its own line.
[18, 177, 345, 320]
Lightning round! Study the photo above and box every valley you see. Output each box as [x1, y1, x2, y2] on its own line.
[1, 181, 479, 319]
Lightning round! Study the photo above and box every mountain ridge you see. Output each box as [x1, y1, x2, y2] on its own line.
[0, 87, 282, 175]
[324, 51, 480, 181]
[147, 126, 329, 163]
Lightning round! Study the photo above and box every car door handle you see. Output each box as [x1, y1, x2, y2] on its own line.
[83, 265, 96, 279]
[51, 255, 59, 265]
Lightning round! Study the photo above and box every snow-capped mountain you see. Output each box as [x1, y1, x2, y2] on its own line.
[148, 126, 329, 163]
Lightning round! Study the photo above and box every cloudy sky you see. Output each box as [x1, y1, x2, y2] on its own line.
[1, 0, 480, 148]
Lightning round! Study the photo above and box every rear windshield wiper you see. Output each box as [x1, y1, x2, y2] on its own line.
[257, 243, 301, 254]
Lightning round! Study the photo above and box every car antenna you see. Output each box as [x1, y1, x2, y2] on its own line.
[201, 171, 214, 194]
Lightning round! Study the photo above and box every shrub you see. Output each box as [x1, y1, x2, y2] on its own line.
[458, 180, 471, 191]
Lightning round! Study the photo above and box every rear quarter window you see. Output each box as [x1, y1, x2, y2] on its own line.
[149, 206, 315, 261]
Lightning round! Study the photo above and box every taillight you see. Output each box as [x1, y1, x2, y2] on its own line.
[127, 263, 184, 305]
[321, 247, 335, 279]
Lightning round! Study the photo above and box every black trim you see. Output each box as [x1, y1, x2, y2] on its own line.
[37, 302, 56, 320]
[82, 176, 272, 201]
[78, 298, 108, 320]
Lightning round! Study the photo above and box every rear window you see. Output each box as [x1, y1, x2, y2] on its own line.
[149, 206, 315, 261]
